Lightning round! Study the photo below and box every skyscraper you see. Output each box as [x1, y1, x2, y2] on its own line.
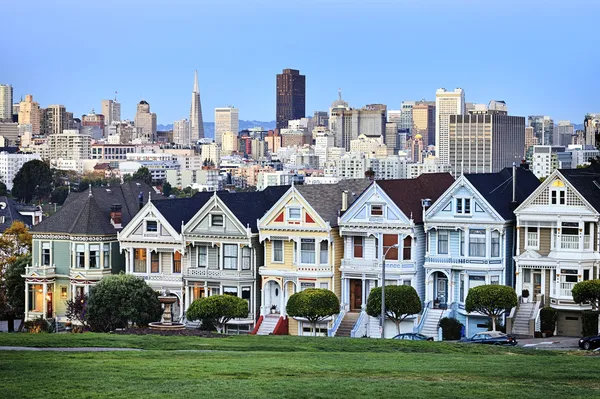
[134, 100, 157, 143]
[329, 106, 387, 151]
[435, 88, 465, 165]
[173, 119, 191, 145]
[190, 70, 204, 141]
[555, 120, 575, 147]
[528, 115, 554, 146]
[101, 98, 121, 125]
[0, 84, 13, 122]
[18, 95, 41, 133]
[399, 101, 415, 135]
[276, 68, 305, 129]
[215, 106, 239, 146]
[412, 102, 436, 146]
[41, 105, 69, 136]
[584, 113, 600, 147]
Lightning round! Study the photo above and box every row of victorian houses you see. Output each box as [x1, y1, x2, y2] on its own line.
[22, 165, 600, 338]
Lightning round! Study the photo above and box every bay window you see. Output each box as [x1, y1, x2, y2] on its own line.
[173, 252, 181, 273]
[197, 246, 207, 267]
[242, 247, 251, 270]
[469, 229, 486, 257]
[383, 234, 398, 260]
[134, 249, 146, 272]
[491, 231, 500, 257]
[76, 244, 85, 268]
[89, 245, 100, 269]
[353, 236, 363, 258]
[403, 236, 412, 260]
[150, 252, 159, 273]
[103, 245, 110, 269]
[28, 284, 43, 312]
[223, 244, 238, 269]
[320, 241, 328, 264]
[300, 239, 316, 264]
[42, 242, 51, 266]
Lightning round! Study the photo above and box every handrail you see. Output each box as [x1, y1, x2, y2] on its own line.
[328, 309, 346, 337]
[415, 301, 431, 333]
[530, 296, 542, 336]
[350, 311, 367, 338]
[250, 316, 263, 335]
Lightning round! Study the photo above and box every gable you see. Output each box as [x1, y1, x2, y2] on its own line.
[340, 183, 410, 225]
[118, 202, 180, 242]
[260, 188, 328, 230]
[183, 196, 249, 237]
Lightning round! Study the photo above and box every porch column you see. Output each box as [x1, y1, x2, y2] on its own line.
[24, 282, 29, 319]
[515, 266, 522, 299]
[129, 249, 134, 273]
[361, 278, 366, 306]
[516, 227, 520, 254]
[280, 282, 285, 316]
[42, 283, 48, 319]
[579, 220, 584, 250]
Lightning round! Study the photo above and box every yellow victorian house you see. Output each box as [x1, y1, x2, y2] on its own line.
[256, 180, 370, 336]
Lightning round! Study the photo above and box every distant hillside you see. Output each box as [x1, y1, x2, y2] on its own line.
[157, 120, 276, 137]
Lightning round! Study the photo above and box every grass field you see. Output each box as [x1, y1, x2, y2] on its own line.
[0, 334, 598, 398]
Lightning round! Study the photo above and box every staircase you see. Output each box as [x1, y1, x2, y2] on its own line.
[420, 308, 444, 339]
[335, 312, 360, 337]
[256, 314, 280, 335]
[511, 302, 535, 337]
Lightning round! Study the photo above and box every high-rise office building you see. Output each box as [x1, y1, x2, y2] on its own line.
[313, 111, 329, 127]
[329, 106, 387, 151]
[18, 95, 41, 134]
[436, 88, 465, 165]
[528, 115, 554, 146]
[449, 107, 525, 175]
[81, 109, 105, 136]
[412, 102, 436, 146]
[525, 126, 536, 155]
[399, 101, 415, 135]
[190, 70, 204, 141]
[584, 113, 600, 147]
[41, 105, 69, 136]
[101, 98, 121, 125]
[134, 100, 157, 142]
[215, 106, 239, 145]
[555, 120, 575, 147]
[173, 119, 191, 145]
[276, 68, 305, 129]
[0, 84, 13, 121]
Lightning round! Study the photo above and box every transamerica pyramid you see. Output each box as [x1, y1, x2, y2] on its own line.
[190, 70, 204, 141]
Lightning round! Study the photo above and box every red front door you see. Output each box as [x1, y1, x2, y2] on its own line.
[350, 280, 362, 311]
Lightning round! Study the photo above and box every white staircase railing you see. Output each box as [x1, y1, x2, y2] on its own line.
[328, 309, 346, 337]
[350, 311, 367, 338]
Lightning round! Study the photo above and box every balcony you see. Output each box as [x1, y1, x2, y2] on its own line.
[340, 259, 414, 273]
[555, 235, 592, 251]
[185, 268, 253, 280]
[143, 274, 184, 283]
[560, 282, 575, 298]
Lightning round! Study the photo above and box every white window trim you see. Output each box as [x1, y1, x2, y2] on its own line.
[150, 251, 161, 273]
[210, 213, 224, 227]
[271, 240, 284, 264]
[41, 241, 52, 266]
[525, 226, 540, 250]
[369, 204, 384, 217]
[286, 206, 302, 221]
[299, 238, 317, 265]
[197, 245, 208, 267]
[145, 219, 159, 234]
[454, 197, 473, 216]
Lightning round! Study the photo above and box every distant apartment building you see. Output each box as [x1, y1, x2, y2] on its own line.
[134, 100, 157, 142]
[0, 122, 19, 145]
[337, 152, 368, 179]
[412, 102, 435, 146]
[276, 69, 305, 129]
[349, 134, 388, 157]
[436, 88, 465, 165]
[449, 108, 525, 175]
[215, 106, 239, 145]
[0, 151, 41, 190]
[329, 106, 386, 151]
[528, 115, 554, 146]
[584, 113, 600, 147]
[525, 126, 536, 155]
[221, 131, 239, 155]
[555, 120, 575, 147]
[41, 104, 70, 136]
[407, 155, 452, 179]
[385, 122, 400, 155]
[530, 145, 571, 179]
[91, 144, 136, 161]
[280, 128, 311, 147]
[18, 95, 41, 134]
[256, 171, 295, 191]
[201, 143, 220, 166]
[173, 119, 191, 145]
[47, 130, 91, 160]
[81, 110, 105, 136]
[101, 99, 121, 125]
[0, 84, 13, 121]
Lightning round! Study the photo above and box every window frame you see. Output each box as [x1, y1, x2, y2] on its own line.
[241, 247, 251, 270]
[89, 244, 100, 269]
[287, 207, 301, 221]
[491, 231, 500, 257]
[145, 220, 158, 233]
[197, 246, 208, 267]
[300, 239, 316, 264]
[223, 244, 238, 270]
[370, 204, 384, 217]
[383, 234, 399, 261]
[133, 248, 147, 273]
[41, 242, 51, 266]
[272, 240, 283, 263]
[103, 244, 110, 269]
[468, 229, 486, 257]
[437, 230, 449, 255]
[319, 240, 328, 264]
[210, 214, 224, 227]
[75, 244, 85, 269]
[150, 251, 160, 273]
[353, 236, 364, 259]
[173, 251, 182, 273]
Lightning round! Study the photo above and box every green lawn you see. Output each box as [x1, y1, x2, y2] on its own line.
[0, 334, 598, 398]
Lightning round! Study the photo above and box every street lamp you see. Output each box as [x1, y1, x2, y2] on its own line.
[381, 243, 399, 339]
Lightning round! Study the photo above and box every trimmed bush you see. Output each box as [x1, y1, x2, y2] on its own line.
[582, 311, 600, 337]
[465, 285, 517, 331]
[540, 307, 558, 334]
[187, 294, 249, 333]
[287, 289, 339, 336]
[439, 317, 463, 340]
[366, 285, 421, 334]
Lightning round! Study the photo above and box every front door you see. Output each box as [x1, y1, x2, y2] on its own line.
[533, 271, 542, 299]
[46, 292, 53, 318]
[349, 280, 362, 311]
[436, 276, 448, 305]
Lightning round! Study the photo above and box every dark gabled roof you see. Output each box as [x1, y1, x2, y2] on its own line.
[33, 181, 158, 235]
[377, 173, 455, 223]
[464, 167, 541, 220]
[0, 196, 31, 232]
[559, 165, 600, 213]
[296, 179, 371, 227]
[152, 192, 218, 233]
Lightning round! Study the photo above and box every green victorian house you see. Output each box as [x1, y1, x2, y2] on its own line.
[23, 181, 155, 322]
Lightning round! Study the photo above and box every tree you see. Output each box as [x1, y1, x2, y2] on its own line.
[186, 295, 249, 333]
[125, 167, 152, 185]
[366, 285, 421, 334]
[2, 255, 29, 332]
[0, 221, 32, 263]
[572, 280, 600, 334]
[50, 186, 69, 205]
[12, 160, 53, 203]
[0, 181, 7, 196]
[286, 288, 339, 336]
[465, 285, 517, 331]
[86, 274, 162, 332]
[162, 182, 172, 197]
[65, 293, 88, 328]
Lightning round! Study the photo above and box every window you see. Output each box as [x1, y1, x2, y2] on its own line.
[551, 190, 566, 205]
[383, 234, 398, 260]
[300, 239, 316, 264]
[197, 246, 207, 267]
[223, 244, 238, 269]
[134, 249, 146, 272]
[28, 284, 43, 312]
[319, 282, 328, 289]
[469, 275, 486, 289]
[151, 252, 159, 273]
[491, 231, 500, 257]
[490, 275, 500, 285]
[242, 286, 251, 310]
[464, 199, 471, 214]
[456, 198, 472, 215]
[403, 280, 411, 286]
[523, 269, 531, 283]
[403, 236, 412, 260]
[456, 198, 462, 213]
[89, 245, 100, 269]
[272, 240, 283, 262]
[242, 247, 251, 270]
[437, 230, 448, 254]
[223, 286, 238, 296]
[61, 286, 68, 299]
[287, 207, 301, 220]
[146, 220, 158, 232]
[42, 242, 51, 266]
[76, 244, 85, 268]
[561, 269, 578, 283]
[301, 282, 315, 291]
[173, 252, 181, 273]
[320, 241, 328, 264]
[460, 274, 465, 302]
[460, 230, 465, 256]
[370, 204, 383, 216]
[584, 269, 590, 281]
[353, 236, 364, 258]
[469, 229, 486, 257]
[211, 214, 224, 227]
[103, 245, 110, 269]
[526, 227, 539, 248]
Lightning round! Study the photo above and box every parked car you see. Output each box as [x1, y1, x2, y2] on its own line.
[579, 335, 600, 350]
[460, 331, 518, 346]
[393, 333, 434, 341]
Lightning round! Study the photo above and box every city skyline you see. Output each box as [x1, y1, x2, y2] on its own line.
[1, 0, 598, 125]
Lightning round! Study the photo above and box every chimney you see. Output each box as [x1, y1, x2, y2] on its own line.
[512, 162, 517, 203]
[341, 191, 348, 212]
[138, 191, 144, 210]
[110, 204, 122, 228]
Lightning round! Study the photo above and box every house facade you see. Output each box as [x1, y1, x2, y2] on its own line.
[24, 182, 153, 322]
[257, 181, 369, 336]
[424, 167, 540, 336]
[338, 174, 455, 338]
[513, 168, 600, 336]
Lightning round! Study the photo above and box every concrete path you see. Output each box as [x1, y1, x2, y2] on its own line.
[517, 336, 581, 350]
[0, 346, 142, 352]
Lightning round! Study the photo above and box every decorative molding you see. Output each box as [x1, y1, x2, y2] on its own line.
[32, 234, 116, 242]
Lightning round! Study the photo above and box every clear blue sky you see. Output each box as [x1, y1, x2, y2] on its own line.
[1, 0, 597, 125]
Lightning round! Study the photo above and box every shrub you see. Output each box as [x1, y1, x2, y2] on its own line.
[465, 285, 517, 331]
[540, 307, 558, 333]
[366, 285, 421, 334]
[86, 274, 162, 332]
[582, 311, 600, 336]
[187, 295, 249, 333]
[572, 280, 600, 311]
[65, 293, 88, 328]
[286, 289, 340, 336]
[439, 317, 463, 340]
[24, 316, 52, 333]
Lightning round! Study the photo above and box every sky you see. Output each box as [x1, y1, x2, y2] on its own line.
[1, 0, 598, 125]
